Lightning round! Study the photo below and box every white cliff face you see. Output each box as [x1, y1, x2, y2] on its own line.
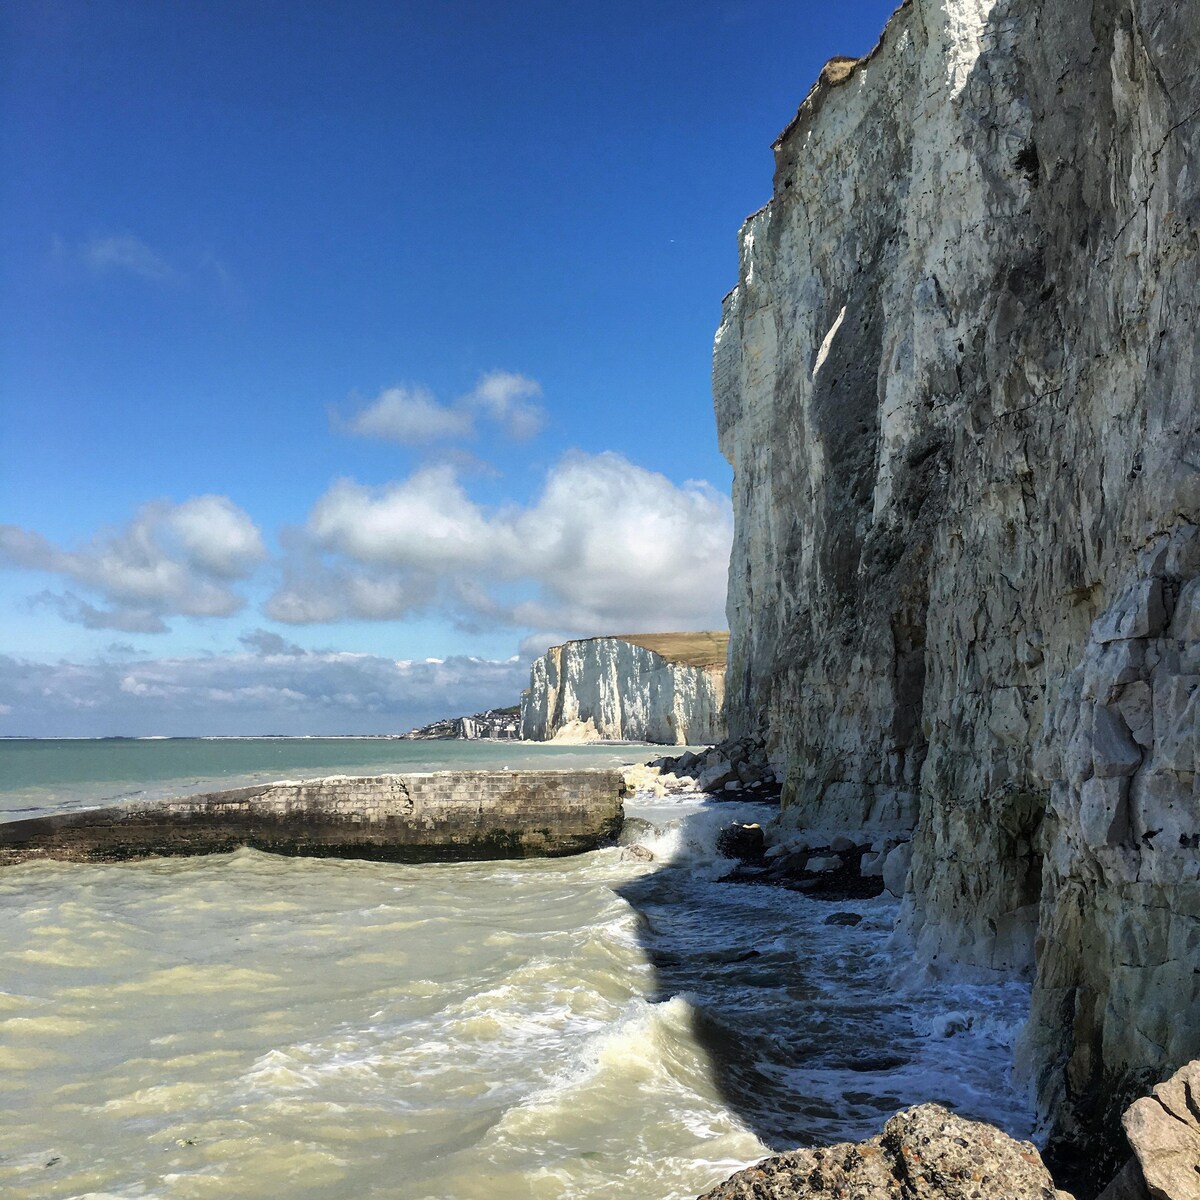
[714, 0, 1199, 1174]
[521, 638, 726, 745]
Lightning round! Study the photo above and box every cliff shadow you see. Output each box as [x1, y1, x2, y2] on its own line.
[611, 801, 931, 1155]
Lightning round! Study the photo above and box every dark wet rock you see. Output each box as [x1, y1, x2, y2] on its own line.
[618, 816, 658, 846]
[824, 911, 863, 927]
[717, 822, 766, 862]
[1094, 1159, 1149, 1200]
[697, 1103, 1073, 1199]
[721, 838, 885, 901]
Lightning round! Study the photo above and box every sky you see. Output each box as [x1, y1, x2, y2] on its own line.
[1, 0, 900, 736]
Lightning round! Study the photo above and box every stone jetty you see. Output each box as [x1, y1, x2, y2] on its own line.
[0, 770, 626, 866]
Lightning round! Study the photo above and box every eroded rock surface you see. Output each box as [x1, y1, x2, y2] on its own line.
[1112, 1059, 1200, 1200]
[697, 1104, 1071, 1199]
[521, 634, 727, 744]
[713, 0, 1199, 1171]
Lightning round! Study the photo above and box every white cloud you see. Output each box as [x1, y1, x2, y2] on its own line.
[269, 451, 733, 637]
[344, 385, 474, 443]
[463, 370, 544, 439]
[341, 371, 545, 445]
[308, 466, 516, 572]
[83, 234, 176, 282]
[168, 495, 266, 578]
[0, 496, 267, 633]
[0, 648, 530, 737]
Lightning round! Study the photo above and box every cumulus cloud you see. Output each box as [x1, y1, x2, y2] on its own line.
[341, 371, 545, 445]
[0, 648, 529, 737]
[343, 385, 474, 443]
[268, 451, 733, 637]
[0, 496, 267, 633]
[463, 371, 544, 439]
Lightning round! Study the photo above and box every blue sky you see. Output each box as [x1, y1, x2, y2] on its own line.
[1, 0, 900, 735]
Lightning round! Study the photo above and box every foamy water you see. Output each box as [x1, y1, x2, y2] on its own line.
[0, 742, 1034, 1199]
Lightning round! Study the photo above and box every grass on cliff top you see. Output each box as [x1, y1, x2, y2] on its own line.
[606, 631, 730, 668]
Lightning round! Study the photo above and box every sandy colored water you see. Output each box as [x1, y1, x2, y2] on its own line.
[0, 743, 1034, 1200]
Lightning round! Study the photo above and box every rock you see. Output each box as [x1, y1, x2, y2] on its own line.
[624, 844, 655, 862]
[824, 911, 862, 926]
[829, 834, 856, 852]
[882, 842, 912, 899]
[717, 822, 765, 862]
[1094, 1158, 1149, 1200]
[618, 817, 658, 846]
[735, 761, 759, 785]
[697, 760, 737, 791]
[1094, 581, 1168, 645]
[860, 849, 886, 877]
[696, 1103, 1071, 1199]
[1121, 1060, 1200, 1200]
[1092, 704, 1143, 778]
[1171, 580, 1200, 642]
[805, 854, 842, 874]
[1078, 776, 1130, 848]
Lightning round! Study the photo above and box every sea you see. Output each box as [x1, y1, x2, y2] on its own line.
[0, 738, 1035, 1200]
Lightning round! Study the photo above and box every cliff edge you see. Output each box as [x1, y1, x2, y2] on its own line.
[714, 0, 1198, 1179]
[520, 633, 728, 744]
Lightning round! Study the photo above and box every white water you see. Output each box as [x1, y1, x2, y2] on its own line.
[0, 746, 1034, 1199]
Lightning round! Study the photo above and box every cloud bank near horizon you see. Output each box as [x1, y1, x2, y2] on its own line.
[0, 645, 530, 737]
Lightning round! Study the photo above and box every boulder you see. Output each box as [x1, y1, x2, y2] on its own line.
[618, 817, 658, 847]
[1121, 1059, 1200, 1200]
[697, 759, 737, 791]
[860, 849, 886, 877]
[697, 1103, 1071, 1198]
[806, 854, 842, 873]
[717, 822, 766, 862]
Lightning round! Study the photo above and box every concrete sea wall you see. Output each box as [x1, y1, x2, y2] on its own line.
[0, 770, 626, 866]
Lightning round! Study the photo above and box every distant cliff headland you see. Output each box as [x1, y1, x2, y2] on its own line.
[520, 632, 728, 745]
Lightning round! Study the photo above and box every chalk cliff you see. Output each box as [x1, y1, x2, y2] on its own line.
[520, 633, 728, 744]
[714, 0, 1199, 1176]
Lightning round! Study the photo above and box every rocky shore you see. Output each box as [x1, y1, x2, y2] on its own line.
[694, 1058, 1200, 1200]
[618, 736, 1200, 1197]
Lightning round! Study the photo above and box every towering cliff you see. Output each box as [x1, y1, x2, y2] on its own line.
[714, 0, 1199, 1174]
[520, 633, 727, 744]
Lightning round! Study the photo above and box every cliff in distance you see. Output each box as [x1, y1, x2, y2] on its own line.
[520, 633, 728, 744]
[713, 0, 1199, 1180]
